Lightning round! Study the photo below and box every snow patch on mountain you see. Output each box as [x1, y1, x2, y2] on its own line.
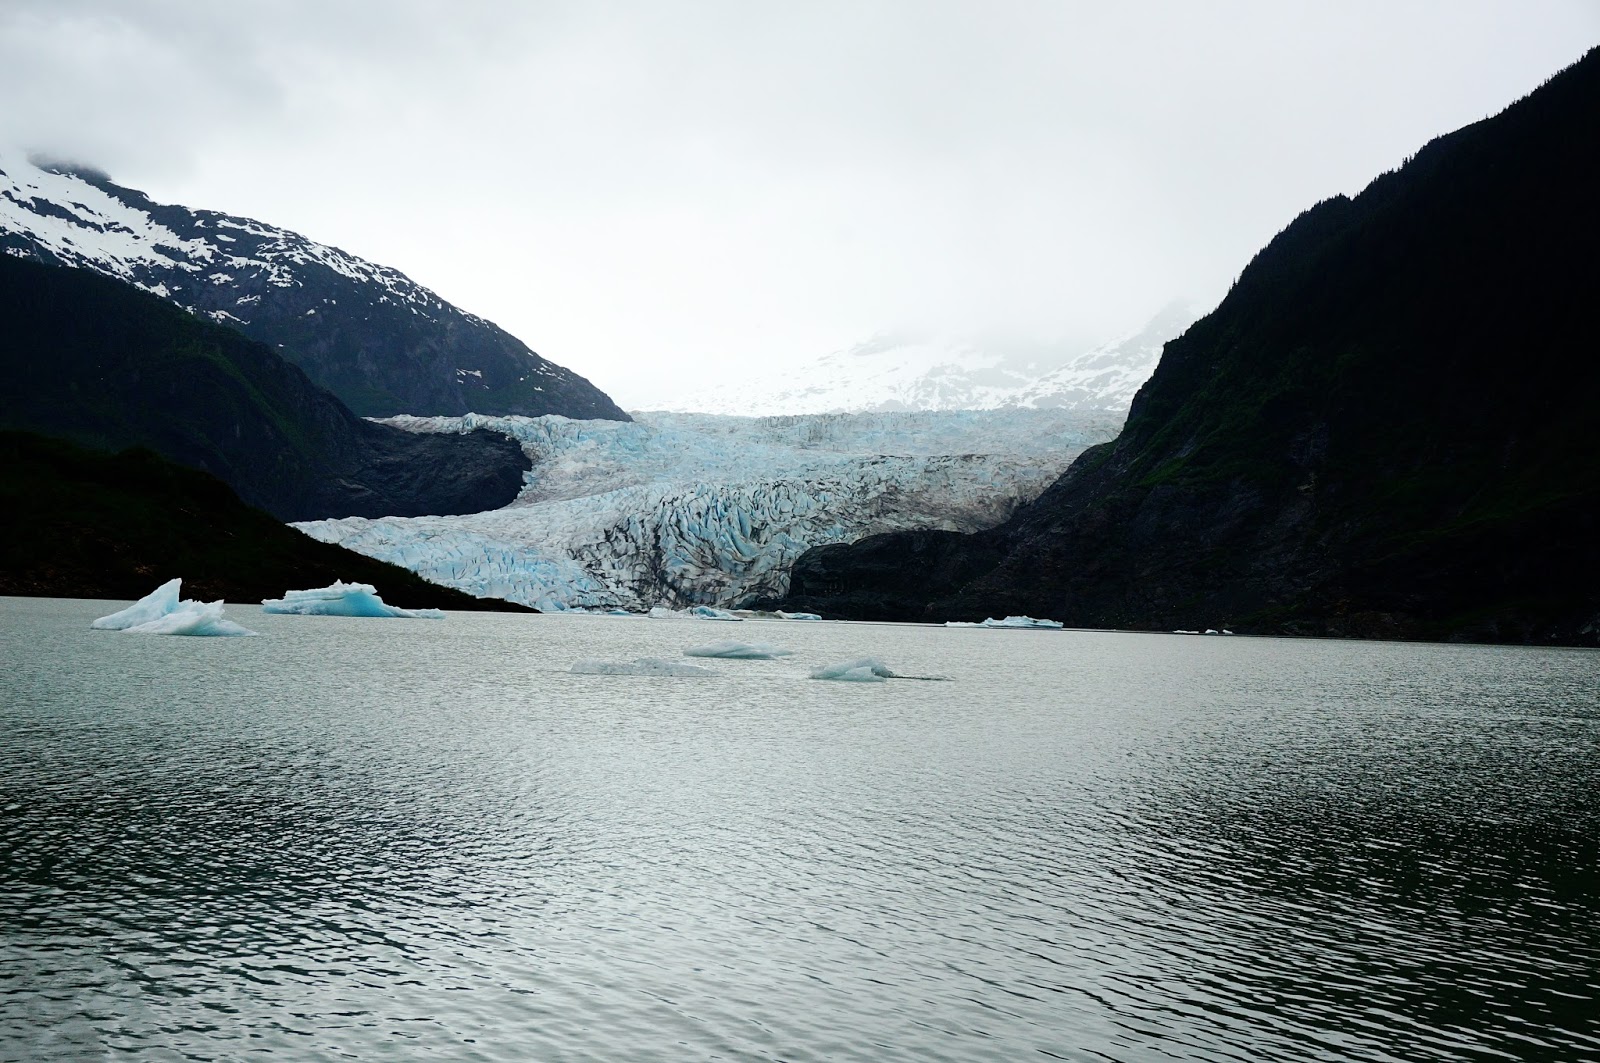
[294, 409, 1119, 612]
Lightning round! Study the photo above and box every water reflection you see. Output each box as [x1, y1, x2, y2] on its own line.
[1, 598, 1597, 1062]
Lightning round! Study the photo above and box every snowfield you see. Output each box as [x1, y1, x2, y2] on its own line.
[294, 409, 1120, 612]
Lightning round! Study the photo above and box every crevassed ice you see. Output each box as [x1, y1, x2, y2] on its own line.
[294, 409, 1120, 614]
[260, 581, 445, 619]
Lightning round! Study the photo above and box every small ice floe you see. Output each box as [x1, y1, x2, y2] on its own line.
[261, 581, 444, 619]
[647, 605, 681, 618]
[775, 610, 823, 621]
[570, 657, 716, 677]
[91, 579, 257, 637]
[683, 640, 794, 660]
[945, 615, 1064, 629]
[688, 605, 743, 621]
[810, 657, 897, 682]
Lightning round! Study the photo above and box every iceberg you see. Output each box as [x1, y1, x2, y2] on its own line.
[683, 640, 795, 659]
[810, 657, 897, 682]
[571, 657, 717, 677]
[944, 615, 1064, 629]
[261, 581, 445, 619]
[688, 605, 743, 621]
[775, 611, 823, 621]
[91, 579, 257, 636]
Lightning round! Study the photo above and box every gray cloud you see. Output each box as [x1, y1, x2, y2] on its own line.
[3, 1, 1596, 406]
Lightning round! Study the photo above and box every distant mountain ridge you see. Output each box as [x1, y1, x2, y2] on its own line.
[0, 151, 628, 420]
[765, 49, 1600, 645]
[651, 303, 1191, 416]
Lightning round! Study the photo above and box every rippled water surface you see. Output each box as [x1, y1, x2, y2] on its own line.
[2, 596, 1597, 1062]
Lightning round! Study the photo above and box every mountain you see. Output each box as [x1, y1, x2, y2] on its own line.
[0, 255, 530, 522]
[294, 409, 1121, 611]
[0, 151, 627, 420]
[0, 431, 530, 610]
[763, 50, 1600, 645]
[650, 304, 1192, 416]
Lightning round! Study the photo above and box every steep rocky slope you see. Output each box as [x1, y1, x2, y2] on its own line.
[770, 49, 1600, 645]
[0, 151, 627, 420]
[0, 256, 530, 521]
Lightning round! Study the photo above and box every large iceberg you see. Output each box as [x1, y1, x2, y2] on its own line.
[945, 615, 1064, 629]
[91, 579, 257, 637]
[683, 640, 795, 659]
[571, 657, 716, 677]
[810, 657, 897, 682]
[261, 581, 445, 619]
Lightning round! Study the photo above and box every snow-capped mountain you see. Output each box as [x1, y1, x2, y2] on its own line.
[0, 150, 626, 420]
[651, 303, 1193, 416]
[295, 408, 1121, 612]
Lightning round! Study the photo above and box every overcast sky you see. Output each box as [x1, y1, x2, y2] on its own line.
[2, 2, 1595, 407]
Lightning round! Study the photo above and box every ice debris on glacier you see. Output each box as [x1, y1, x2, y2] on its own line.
[683, 640, 795, 659]
[260, 581, 445, 619]
[810, 657, 897, 682]
[91, 579, 257, 636]
[945, 615, 1064, 629]
[570, 658, 717, 677]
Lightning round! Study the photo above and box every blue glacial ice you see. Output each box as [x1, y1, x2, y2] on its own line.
[945, 615, 1064, 629]
[810, 657, 897, 682]
[571, 657, 717, 677]
[261, 581, 445, 619]
[775, 610, 823, 621]
[683, 640, 795, 659]
[293, 409, 1121, 614]
[91, 579, 258, 637]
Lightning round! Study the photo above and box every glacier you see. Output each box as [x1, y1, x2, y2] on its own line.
[293, 408, 1119, 613]
[91, 579, 258, 637]
[261, 581, 445, 619]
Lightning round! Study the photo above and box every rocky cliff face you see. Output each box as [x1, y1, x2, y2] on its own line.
[0, 151, 628, 420]
[0, 256, 531, 522]
[772, 48, 1600, 645]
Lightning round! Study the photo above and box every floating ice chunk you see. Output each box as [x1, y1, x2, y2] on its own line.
[570, 657, 716, 677]
[261, 581, 444, 619]
[776, 611, 823, 621]
[91, 578, 182, 630]
[91, 579, 257, 636]
[647, 605, 682, 618]
[683, 640, 795, 659]
[125, 600, 257, 637]
[945, 615, 1064, 629]
[688, 605, 742, 621]
[810, 657, 896, 682]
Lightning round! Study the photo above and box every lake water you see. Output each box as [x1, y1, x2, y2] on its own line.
[1, 595, 1596, 1062]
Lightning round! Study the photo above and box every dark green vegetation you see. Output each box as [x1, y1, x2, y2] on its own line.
[0, 432, 530, 609]
[0, 255, 531, 522]
[767, 49, 1600, 645]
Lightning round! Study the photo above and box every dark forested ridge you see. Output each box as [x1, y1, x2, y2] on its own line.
[765, 49, 1600, 645]
[0, 432, 532, 610]
[0, 255, 531, 522]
